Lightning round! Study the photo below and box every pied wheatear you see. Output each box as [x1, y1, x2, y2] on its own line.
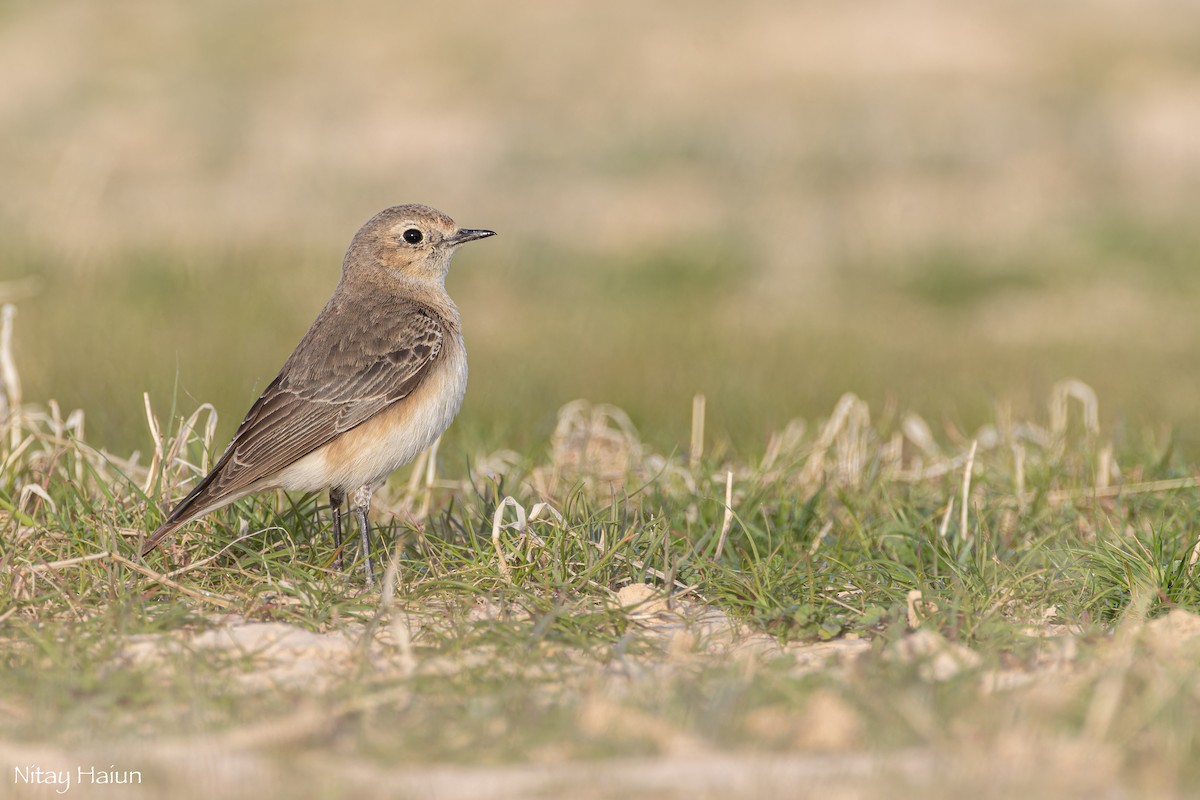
[142, 204, 494, 586]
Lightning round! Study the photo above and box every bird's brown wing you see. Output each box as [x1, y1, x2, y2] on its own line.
[142, 302, 444, 553]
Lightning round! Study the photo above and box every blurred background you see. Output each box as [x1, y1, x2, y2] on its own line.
[3, 0, 1200, 463]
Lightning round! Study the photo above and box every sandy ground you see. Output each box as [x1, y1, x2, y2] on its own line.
[10, 591, 1191, 799]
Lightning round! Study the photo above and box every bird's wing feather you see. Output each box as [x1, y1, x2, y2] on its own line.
[155, 301, 444, 533]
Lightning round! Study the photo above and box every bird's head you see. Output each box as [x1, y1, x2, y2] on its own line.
[346, 204, 495, 283]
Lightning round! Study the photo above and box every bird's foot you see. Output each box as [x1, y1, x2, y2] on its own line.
[352, 484, 375, 589]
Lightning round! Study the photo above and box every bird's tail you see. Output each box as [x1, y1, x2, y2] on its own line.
[140, 517, 187, 556]
[140, 470, 224, 556]
[140, 470, 260, 556]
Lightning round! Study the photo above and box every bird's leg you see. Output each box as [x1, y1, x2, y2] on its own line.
[330, 487, 346, 572]
[352, 484, 375, 588]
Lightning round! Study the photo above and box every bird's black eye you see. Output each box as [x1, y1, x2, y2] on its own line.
[402, 228, 423, 244]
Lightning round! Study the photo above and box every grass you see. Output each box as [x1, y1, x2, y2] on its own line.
[4, 305, 1200, 798]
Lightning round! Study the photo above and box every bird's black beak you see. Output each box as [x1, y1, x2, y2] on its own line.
[448, 228, 496, 245]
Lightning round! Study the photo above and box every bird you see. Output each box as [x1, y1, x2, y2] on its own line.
[141, 204, 495, 586]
